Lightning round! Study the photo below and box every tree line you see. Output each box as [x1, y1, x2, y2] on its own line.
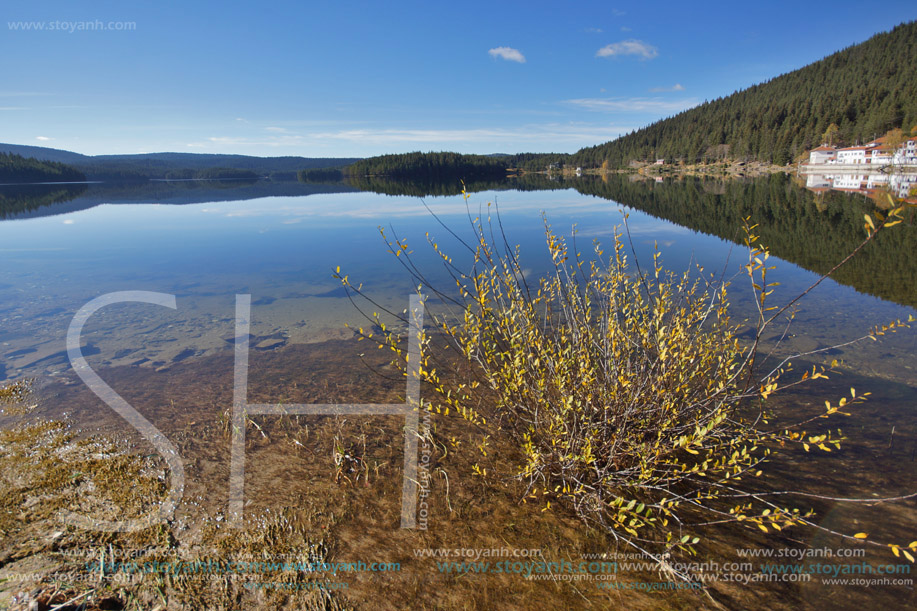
[336, 151, 576, 180]
[0, 153, 86, 183]
[346, 151, 512, 180]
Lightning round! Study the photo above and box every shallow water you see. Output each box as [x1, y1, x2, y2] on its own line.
[1, 177, 915, 609]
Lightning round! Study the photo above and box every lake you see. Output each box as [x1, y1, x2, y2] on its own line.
[1, 174, 915, 609]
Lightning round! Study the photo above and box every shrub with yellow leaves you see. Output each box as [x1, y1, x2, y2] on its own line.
[335, 188, 915, 581]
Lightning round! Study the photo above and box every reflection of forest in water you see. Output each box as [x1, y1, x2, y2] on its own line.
[0, 179, 358, 220]
[3, 173, 915, 309]
[0, 184, 89, 219]
[350, 173, 917, 310]
[567, 173, 917, 309]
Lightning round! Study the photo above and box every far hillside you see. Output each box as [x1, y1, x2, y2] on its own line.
[0, 153, 86, 184]
[0, 143, 361, 181]
[336, 151, 572, 182]
[572, 21, 917, 168]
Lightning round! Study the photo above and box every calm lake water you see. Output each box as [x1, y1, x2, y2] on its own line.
[1, 175, 915, 609]
[1, 176, 914, 387]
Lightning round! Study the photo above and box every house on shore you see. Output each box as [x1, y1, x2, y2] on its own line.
[809, 146, 837, 164]
[806, 134, 917, 166]
[836, 145, 870, 164]
[896, 138, 917, 165]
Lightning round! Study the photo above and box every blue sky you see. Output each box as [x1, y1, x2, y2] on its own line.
[1, 1, 915, 158]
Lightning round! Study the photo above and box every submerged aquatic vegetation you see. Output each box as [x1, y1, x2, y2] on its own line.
[0, 381, 351, 611]
[0, 379, 34, 416]
[336, 189, 916, 581]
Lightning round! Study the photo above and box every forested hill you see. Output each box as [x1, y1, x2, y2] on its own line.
[572, 21, 917, 168]
[348, 151, 511, 180]
[0, 143, 360, 180]
[345, 151, 573, 179]
[0, 153, 86, 184]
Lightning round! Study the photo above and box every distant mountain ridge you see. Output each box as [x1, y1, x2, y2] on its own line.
[571, 21, 917, 168]
[0, 143, 90, 165]
[0, 143, 361, 180]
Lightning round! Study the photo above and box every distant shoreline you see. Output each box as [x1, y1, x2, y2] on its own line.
[537, 160, 791, 179]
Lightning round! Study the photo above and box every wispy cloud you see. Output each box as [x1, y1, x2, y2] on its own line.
[585, 27, 603, 33]
[309, 124, 625, 145]
[596, 39, 658, 60]
[564, 97, 697, 113]
[264, 126, 290, 133]
[488, 47, 526, 63]
[187, 123, 636, 154]
[611, 9, 626, 16]
[0, 107, 27, 111]
[35, 136, 53, 141]
[203, 135, 305, 147]
[649, 83, 685, 92]
[0, 91, 50, 97]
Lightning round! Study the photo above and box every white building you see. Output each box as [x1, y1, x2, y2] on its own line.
[869, 146, 892, 165]
[836, 146, 869, 164]
[807, 135, 917, 167]
[808, 146, 837, 164]
[893, 139, 917, 165]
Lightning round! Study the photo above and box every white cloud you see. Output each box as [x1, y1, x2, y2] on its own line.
[596, 39, 658, 60]
[36, 136, 53, 141]
[488, 47, 526, 63]
[585, 27, 603, 33]
[649, 83, 685, 92]
[564, 97, 697, 113]
[0, 91, 49, 97]
[264, 126, 289, 133]
[620, 26, 632, 32]
[187, 123, 638, 155]
[204, 135, 305, 146]
[611, 9, 626, 16]
[309, 123, 632, 148]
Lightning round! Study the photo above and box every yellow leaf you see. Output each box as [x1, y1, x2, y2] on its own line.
[854, 532, 868, 539]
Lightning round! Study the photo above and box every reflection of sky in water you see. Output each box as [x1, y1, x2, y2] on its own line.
[0, 188, 914, 386]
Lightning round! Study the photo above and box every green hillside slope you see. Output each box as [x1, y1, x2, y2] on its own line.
[572, 21, 917, 168]
[0, 153, 86, 184]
